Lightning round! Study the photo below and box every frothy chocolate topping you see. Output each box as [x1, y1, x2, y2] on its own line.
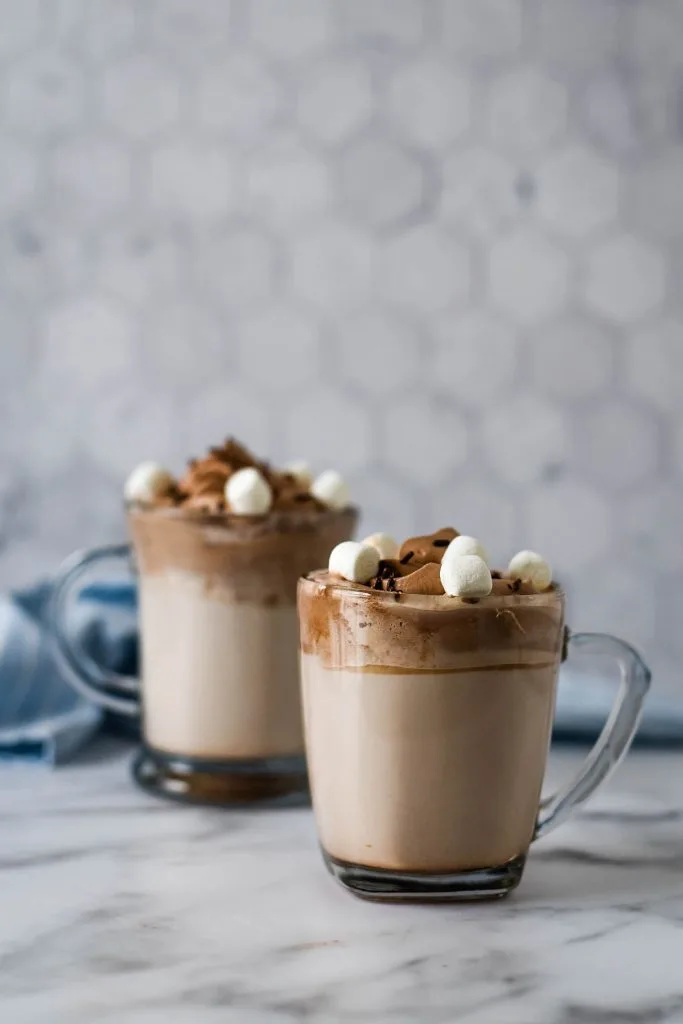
[361, 527, 543, 597]
[299, 569, 564, 671]
[138, 438, 329, 517]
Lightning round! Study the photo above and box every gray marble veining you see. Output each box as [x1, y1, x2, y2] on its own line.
[2, 747, 683, 1023]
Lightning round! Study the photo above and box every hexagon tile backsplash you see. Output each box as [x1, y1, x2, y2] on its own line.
[2, 0, 683, 693]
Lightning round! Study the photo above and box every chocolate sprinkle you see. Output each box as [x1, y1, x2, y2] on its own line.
[432, 539, 449, 547]
[562, 626, 571, 662]
[399, 551, 414, 564]
[512, 578, 522, 593]
[386, 577, 397, 592]
[294, 493, 311, 502]
[373, 578, 384, 590]
[378, 560, 396, 578]
[491, 570, 502, 579]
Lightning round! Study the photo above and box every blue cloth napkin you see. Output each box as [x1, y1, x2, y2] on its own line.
[554, 667, 683, 745]
[1, 580, 683, 765]
[0, 582, 137, 765]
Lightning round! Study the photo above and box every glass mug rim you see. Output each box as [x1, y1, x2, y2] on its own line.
[299, 569, 565, 608]
[125, 501, 360, 532]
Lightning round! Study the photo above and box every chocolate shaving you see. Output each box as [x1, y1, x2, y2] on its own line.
[432, 538, 449, 548]
[399, 550, 414, 564]
[562, 626, 571, 662]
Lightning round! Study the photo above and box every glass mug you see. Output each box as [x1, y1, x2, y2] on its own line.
[49, 505, 356, 805]
[298, 573, 650, 901]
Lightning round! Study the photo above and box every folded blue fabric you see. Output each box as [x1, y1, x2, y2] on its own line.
[554, 666, 683, 745]
[1, 580, 682, 765]
[0, 581, 137, 765]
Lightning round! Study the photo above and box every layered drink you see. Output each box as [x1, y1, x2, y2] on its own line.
[298, 528, 566, 898]
[126, 438, 356, 804]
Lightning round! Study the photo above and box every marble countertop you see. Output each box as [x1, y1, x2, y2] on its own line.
[2, 743, 683, 1024]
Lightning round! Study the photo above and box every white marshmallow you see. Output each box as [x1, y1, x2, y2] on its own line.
[283, 460, 313, 487]
[328, 541, 380, 583]
[310, 469, 350, 510]
[361, 532, 399, 560]
[442, 535, 490, 565]
[440, 554, 492, 598]
[508, 550, 552, 591]
[225, 467, 273, 515]
[124, 462, 175, 504]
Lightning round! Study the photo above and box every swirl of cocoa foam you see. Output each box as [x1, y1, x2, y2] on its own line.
[362, 527, 540, 597]
[163, 438, 325, 515]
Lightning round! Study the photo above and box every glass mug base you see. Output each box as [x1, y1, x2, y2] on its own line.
[322, 849, 527, 902]
[132, 745, 309, 808]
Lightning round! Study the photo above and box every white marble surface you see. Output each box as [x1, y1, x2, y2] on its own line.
[2, 744, 683, 1024]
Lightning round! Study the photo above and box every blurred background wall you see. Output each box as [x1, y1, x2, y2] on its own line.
[1, 0, 682, 691]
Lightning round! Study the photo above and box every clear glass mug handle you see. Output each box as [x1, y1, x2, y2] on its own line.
[534, 631, 651, 841]
[48, 544, 140, 718]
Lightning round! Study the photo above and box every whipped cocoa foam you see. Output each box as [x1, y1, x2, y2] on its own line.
[347, 527, 542, 597]
[126, 437, 348, 518]
[130, 507, 356, 604]
[299, 570, 562, 673]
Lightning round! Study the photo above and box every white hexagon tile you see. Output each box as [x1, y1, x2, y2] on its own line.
[1, 0, 683, 694]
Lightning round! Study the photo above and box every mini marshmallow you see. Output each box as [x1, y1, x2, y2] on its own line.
[328, 541, 380, 583]
[283, 460, 313, 487]
[361, 532, 399, 560]
[508, 550, 552, 592]
[440, 554, 493, 598]
[310, 469, 350, 509]
[124, 462, 175, 504]
[225, 467, 273, 515]
[442, 535, 490, 565]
